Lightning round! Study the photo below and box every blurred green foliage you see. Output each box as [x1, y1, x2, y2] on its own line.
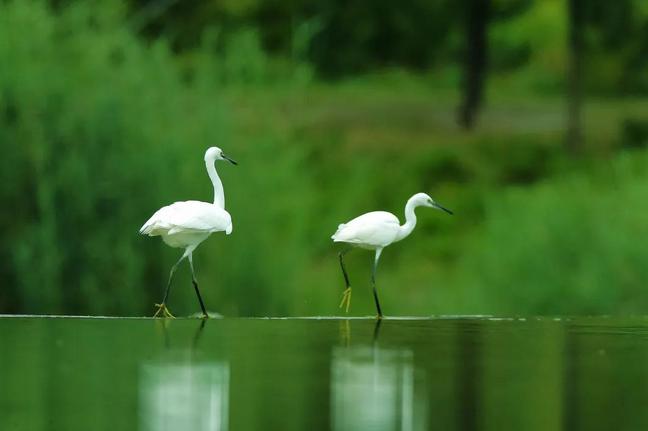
[1, 0, 648, 316]
[0, 0, 190, 314]
[134, 0, 648, 93]
[459, 151, 648, 314]
[0, 0, 311, 315]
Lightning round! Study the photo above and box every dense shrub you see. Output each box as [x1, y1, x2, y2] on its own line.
[0, 1, 311, 315]
[458, 150, 648, 314]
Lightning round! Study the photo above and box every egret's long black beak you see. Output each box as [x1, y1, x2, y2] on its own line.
[222, 154, 238, 165]
[434, 202, 453, 215]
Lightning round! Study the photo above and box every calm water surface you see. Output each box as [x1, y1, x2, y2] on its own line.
[2, 316, 648, 430]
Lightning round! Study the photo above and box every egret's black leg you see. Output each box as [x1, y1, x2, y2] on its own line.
[154, 253, 185, 317]
[371, 248, 384, 319]
[371, 271, 383, 318]
[338, 248, 353, 312]
[338, 248, 351, 288]
[188, 253, 208, 318]
[162, 254, 184, 304]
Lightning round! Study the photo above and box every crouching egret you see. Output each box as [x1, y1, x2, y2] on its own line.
[332, 193, 452, 318]
[140, 147, 237, 318]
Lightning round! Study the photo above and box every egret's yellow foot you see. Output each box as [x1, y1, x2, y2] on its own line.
[339, 287, 352, 313]
[153, 303, 175, 318]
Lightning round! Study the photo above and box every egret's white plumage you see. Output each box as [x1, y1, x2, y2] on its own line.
[140, 200, 232, 246]
[140, 146, 237, 318]
[332, 211, 401, 249]
[332, 192, 453, 317]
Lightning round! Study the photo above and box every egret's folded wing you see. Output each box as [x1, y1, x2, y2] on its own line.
[140, 201, 232, 236]
[332, 211, 400, 246]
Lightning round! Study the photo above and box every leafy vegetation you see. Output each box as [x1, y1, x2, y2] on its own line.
[1, 0, 648, 316]
[459, 150, 648, 315]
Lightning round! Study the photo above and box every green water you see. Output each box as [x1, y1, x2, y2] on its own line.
[2, 316, 648, 430]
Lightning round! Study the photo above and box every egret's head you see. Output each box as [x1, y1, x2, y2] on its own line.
[414, 192, 453, 215]
[204, 147, 238, 165]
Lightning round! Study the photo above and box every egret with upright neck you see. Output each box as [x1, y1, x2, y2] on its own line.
[140, 147, 237, 318]
[331, 193, 452, 318]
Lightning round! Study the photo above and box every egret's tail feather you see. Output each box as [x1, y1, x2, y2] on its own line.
[139, 221, 166, 236]
[331, 223, 346, 240]
[139, 225, 152, 235]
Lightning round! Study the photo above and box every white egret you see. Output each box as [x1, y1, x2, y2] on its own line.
[332, 193, 452, 318]
[140, 147, 237, 318]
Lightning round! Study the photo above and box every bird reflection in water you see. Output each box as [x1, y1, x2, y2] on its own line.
[331, 320, 427, 431]
[139, 321, 229, 431]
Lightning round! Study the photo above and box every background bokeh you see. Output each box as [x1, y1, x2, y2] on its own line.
[1, 0, 648, 316]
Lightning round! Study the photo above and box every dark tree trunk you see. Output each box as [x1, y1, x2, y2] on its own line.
[566, 0, 584, 154]
[458, 0, 490, 130]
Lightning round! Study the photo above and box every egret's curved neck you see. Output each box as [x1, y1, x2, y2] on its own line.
[396, 197, 419, 242]
[206, 159, 225, 208]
